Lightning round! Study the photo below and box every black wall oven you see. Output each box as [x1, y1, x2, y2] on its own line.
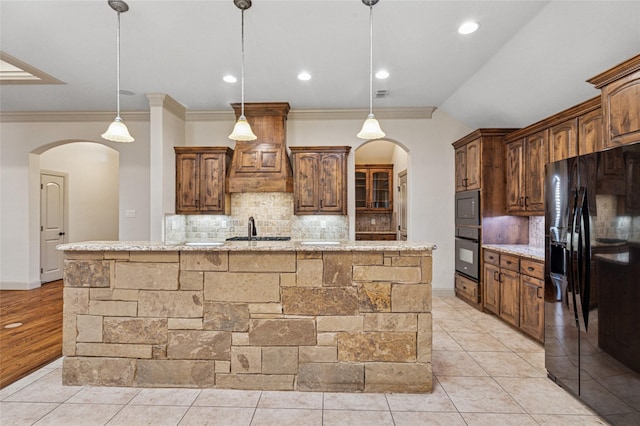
[455, 226, 479, 280]
[455, 189, 481, 280]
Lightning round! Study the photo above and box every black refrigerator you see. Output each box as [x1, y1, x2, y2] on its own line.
[545, 142, 640, 424]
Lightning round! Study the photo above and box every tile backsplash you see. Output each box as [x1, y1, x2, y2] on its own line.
[165, 193, 348, 243]
[355, 213, 394, 232]
[528, 216, 544, 248]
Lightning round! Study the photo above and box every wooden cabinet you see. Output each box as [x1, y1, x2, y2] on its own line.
[455, 273, 480, 307]
[578, 108, 603, 155]
[483, 250, 519, 326]
[549, 119, 577, 163]
[454, 137, 480, 192]
[290, 146, 350, 215]
[505, 130, 547, 215]
[175, 147, 233, 215]
[483, 249, 544, 342]
[588, 54, 640, 148]
[519, 258, 544, 342]
[356, 232, 397, 241]
[355, 165, 393, 213]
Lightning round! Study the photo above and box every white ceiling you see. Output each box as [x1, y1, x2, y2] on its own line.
[1, 0, 639, 129]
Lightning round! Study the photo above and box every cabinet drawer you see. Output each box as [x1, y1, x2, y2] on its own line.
[484, 250, 500, 266]
[455, 274, 479, 304]
[521, 259, 544, 280]
[500, 254, 520, 272]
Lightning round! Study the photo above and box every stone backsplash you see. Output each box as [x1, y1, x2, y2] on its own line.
[61, 248, 433, 393]
[165, 193, 348, 242]
[355, 213, 395, 232]
[528, 216, 544, 247]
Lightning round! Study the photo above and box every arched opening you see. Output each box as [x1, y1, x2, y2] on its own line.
[354, 139, 410, 241]
[33, 141, 119, 282]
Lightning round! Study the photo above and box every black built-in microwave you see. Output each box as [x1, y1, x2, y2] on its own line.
[455, 190, 480, 227]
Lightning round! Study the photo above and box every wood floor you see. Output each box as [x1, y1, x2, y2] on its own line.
[0, 280, 63, 388]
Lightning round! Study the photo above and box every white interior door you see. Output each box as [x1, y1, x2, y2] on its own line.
[40, 172, 65, 283]
[398, 170, 407, 241]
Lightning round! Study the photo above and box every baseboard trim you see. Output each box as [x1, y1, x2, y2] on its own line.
[433, 288, 456, 297]
[0, 281, 41, 290]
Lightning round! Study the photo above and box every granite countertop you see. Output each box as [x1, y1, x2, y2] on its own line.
[482, 244, 545, 262]
[356, 231, 397, 234]
[593, 252, 630, 266]
[57, 240, 436, 252]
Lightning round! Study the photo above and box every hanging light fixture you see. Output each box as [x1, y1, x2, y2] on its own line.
[229, 0, 257, 141]
[102, 0, 134, 143]
[357, 0, 385, 140]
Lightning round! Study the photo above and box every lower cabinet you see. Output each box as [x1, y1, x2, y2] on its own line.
[483, 249, 544, 342]
[455, 273, 480, 309]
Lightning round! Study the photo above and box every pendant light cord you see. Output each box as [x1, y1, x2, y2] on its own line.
[116, 10, 121, 119]
[241, 8, 246, 118]
[368, 4, 373, 116]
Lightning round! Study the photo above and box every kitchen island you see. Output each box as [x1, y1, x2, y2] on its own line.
[59, 240, 434, 393]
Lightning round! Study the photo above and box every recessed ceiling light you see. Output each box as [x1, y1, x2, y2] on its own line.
[375, 70, 389, 79]
[223, 75, 237, 83]
[297, 72, 311, 81]
[458, 21, 479, 35]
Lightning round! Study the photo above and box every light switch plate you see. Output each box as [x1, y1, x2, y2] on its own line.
[125, 209, 136, 218]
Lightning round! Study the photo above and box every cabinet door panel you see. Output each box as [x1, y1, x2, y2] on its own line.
[465, 138, 481, 190]
[500, 269, 520, 327]
[550, 119, 577, 162]
[605, 76, 640, 148]
[506, 140, 525, 213]
[295, 154, 320, 212]
[483, 263, 500, 315]
[319, 154, 343, 212]
[520, 275, 544, 341]
[176, 153, 200, 213]
[525, 131, 548, 213]
[578, 109, 603, 155]
[455, 146, 467, 192]
[200, 154, 224, 212]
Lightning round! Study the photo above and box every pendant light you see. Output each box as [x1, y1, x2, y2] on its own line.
[357, 0, 385, 140]
[102, 0, 134, 143]
[229, 0, 257, 141]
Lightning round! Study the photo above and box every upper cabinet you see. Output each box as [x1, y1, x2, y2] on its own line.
[355, 164, 393, 213]
[549, 119, 577, 163]
[588, 54, 640, 149]
[290, 146, 350, 215]
[175, 147, 233, 215]
[454, 137, 481, 192]
[578, 108, 603, 155]
[505, 130, 548, 215]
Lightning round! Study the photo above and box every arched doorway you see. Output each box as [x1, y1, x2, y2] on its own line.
[36, 141, 119, 282]
[354, 139, 409, 241]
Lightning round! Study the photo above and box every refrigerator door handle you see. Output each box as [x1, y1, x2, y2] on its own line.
[567, 187, 580, 329]
[574, 186, 590, 333]
[581, 188, 591, 331]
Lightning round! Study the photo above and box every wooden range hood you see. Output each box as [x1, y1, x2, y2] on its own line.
[226, 102, 293, 193]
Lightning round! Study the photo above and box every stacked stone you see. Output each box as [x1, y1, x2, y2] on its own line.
[62, 248, 432, 393]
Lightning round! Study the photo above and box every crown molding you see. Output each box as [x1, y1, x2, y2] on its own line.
[146, 93, 186, 120]
[0, 111, 149, 123]
[1, 106, 436, 123]
[185, 106, 436, 122]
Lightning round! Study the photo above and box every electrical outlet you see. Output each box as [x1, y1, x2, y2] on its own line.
[371, 218, 376, 225]
[125, 209, 136, 218]
[320, 221, 327, 229]
[221, 220, 227, 228]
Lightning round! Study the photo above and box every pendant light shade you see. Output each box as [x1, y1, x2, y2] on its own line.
[358, 0, 385, 140]
[229, 0, 257, 141]
[102, 0, 134, 143]
[357, 114, 385, 140]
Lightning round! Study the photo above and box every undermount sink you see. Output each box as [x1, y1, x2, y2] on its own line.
[226, 236, 291, 241]
[184, 242, 225, 246]
[300, 241, 341, 245]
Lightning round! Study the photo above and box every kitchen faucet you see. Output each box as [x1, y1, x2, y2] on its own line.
[248, 216, 257, 241]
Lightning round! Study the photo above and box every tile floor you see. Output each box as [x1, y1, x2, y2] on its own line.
[0, 296, 609, 425]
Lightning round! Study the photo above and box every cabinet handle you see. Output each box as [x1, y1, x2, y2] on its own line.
[537, 286, 543, 299]
[320, 199, 323, 209]
[524, 196, 529, 206]
[527, 266, 535, 272]
[505, 260, 512, 265]
[519, 196, 524, 207]
[499, 272, 503, 283]
[494, 271, 499, 281]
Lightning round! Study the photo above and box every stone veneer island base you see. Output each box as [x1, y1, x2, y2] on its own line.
[59, 241, 434, 393]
